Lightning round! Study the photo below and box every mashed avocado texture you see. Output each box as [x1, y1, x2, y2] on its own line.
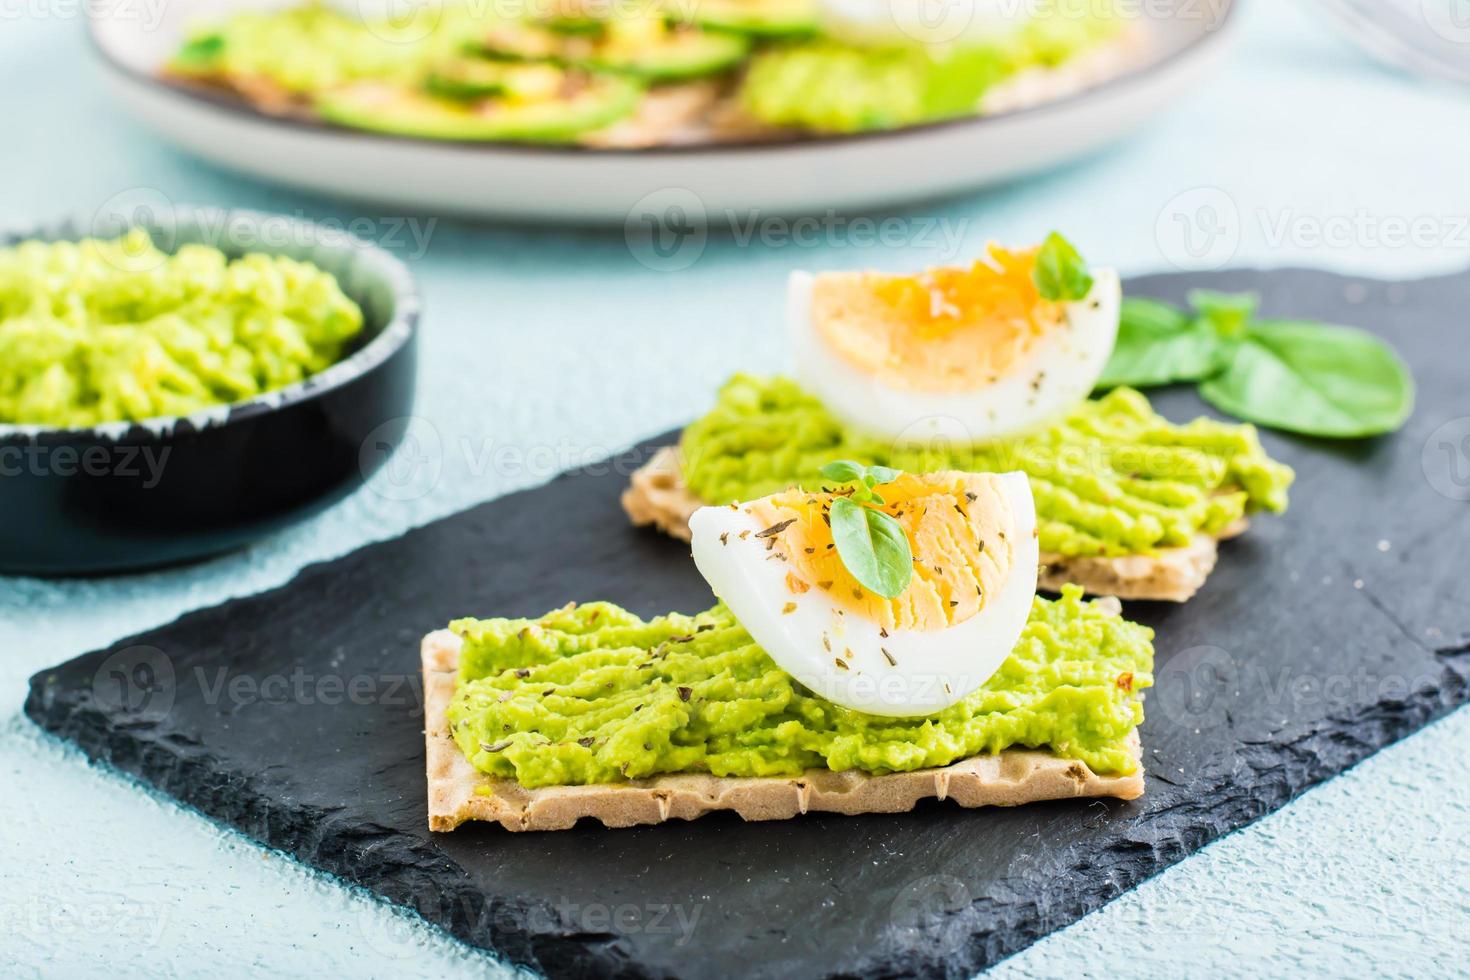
[0, 229, 364, 428]
[740, 9, 1125, 132]
[680, 375, 1294, 559]
[448, 586, 1152, 787]
[171, 1, 1130, 141]
[171, 4, 483, 95]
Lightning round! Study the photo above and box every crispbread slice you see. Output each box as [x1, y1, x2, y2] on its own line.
[621, 446, 1248, 603]
[978, 19, 1154, 116]
[424, 629, 1144, 833]
[579, 80, 725, 148]
[164, 70, 315, 118]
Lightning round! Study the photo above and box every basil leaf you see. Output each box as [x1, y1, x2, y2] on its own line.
[829, 497, 913, 599]
[820, 460, 867, 484]
[1199, 320, 1414, 438]
[866, 464, 901, 484]
[174, 33, 225, 69]
[1190, 290, 1256, 341]
[1033, 232, 1095, 302]
[1097, 297, 1227, 389]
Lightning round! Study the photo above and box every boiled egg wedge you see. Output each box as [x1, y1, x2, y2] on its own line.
[789, 242, 1121, 443]
[690, 470, 1038, 717]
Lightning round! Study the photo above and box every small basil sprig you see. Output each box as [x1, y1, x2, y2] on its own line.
[1033, 232, 1095, 302]
[1098, 291, 1414, 439]
[820, 461, 912, 599]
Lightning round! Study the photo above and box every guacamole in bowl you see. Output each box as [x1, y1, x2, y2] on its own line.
[0, 209, 420, 575]
[0, 228, 367, 429]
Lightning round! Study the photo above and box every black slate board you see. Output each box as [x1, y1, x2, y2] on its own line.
[24, 266, 1470, 980]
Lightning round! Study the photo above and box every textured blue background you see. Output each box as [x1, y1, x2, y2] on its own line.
[3, 2, 1468, 975]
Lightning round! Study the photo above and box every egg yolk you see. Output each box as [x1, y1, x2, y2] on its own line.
[809, 244, 1067, 393]
[741, 472, 1018, 634]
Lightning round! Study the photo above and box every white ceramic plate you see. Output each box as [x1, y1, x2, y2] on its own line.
[90, 0, 1238, 223]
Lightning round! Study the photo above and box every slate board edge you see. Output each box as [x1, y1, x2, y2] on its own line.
[19, 261, 1470, 978]
[24, 646, 1470, 979]
[18, 449, 673, 977]
[10, 710, 530, 977]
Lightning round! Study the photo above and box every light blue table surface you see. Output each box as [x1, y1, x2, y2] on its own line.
[4, 2, 1469, 976]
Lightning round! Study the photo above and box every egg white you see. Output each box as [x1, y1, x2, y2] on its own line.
[789, 266, 1120, 445]
[689, 472, 1038, 718]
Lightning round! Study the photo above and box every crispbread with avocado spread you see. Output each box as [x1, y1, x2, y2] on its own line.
[622, 446, 1248, 604]
[423, 625, 1144, 833]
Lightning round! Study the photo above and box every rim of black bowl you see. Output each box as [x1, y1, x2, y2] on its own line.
[0, 207, 420, 441]
[86, 1, 1237, 157]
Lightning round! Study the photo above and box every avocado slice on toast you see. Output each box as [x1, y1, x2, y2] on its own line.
[476, 18, 750, 81]
[664, 0, 818, 38]
[317, 72, 642, 142]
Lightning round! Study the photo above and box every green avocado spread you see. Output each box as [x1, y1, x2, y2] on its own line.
[171, 2, 1129, 140]
[739, 12, 1124, 132]
[171, 4, 476, 94]
[0, 229, 364, 428]
[447, 586, 1152, 788]
[680, 375, 1294, 560]
[171, 5, 647, 143]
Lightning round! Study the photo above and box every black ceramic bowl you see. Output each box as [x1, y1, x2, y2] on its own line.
[0, 209, 420, 576]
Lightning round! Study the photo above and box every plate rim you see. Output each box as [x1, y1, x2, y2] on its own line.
[87, 0, 1238, 158]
